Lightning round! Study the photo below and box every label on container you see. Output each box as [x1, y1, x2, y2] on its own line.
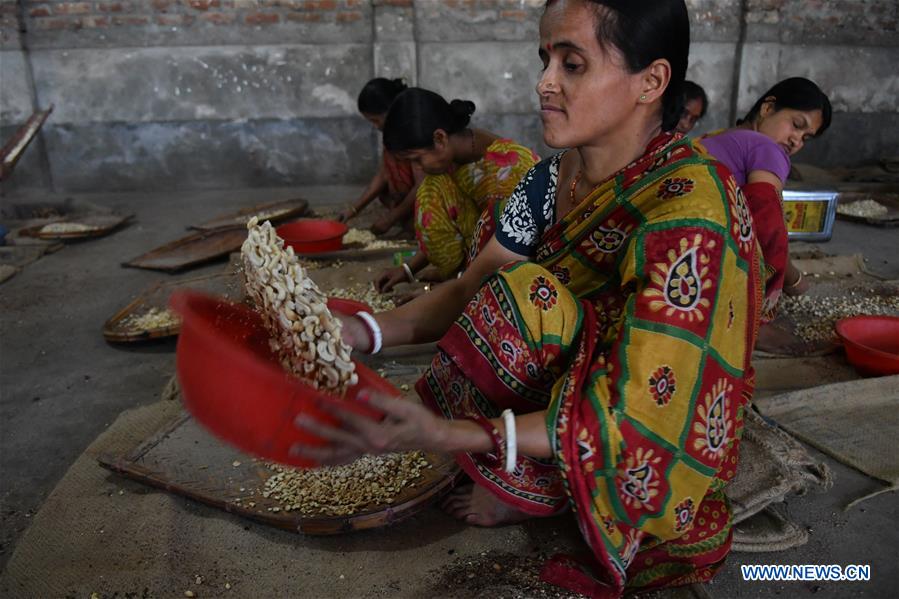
[784, 199, 828, 234]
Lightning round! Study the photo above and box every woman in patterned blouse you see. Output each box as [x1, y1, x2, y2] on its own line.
[300, 1, 763, 596]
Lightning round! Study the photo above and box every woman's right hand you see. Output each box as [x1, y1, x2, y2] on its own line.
[337, 313, 374, 352]
[374, 266, 407, 293]
[336, 207, 356, 223]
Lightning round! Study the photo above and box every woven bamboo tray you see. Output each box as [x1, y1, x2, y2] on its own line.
[98, 388, 459, 535]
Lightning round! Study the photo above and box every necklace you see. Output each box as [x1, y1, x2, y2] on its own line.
[569, 170, 583, 206]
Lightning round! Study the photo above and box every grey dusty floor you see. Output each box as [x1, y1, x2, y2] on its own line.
[1, 185, 898, 597]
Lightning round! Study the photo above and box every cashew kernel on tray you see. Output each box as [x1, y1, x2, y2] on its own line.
[241, 216, 357, 392]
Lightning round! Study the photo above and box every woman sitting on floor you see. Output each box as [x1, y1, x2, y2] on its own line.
[373, 88, 539, 292]
[338, 77, 423, 235]
[297, 1, 764, 596]
[699, 77, 831, 321]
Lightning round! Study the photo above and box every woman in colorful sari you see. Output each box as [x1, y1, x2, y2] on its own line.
[298, 1, 763, 596]
[698, 77, 831, 321]
[338, 77, 423, 235]
[374, 88, 539, 292]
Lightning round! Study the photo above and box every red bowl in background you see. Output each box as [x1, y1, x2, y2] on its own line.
[327, 297, 372, 315]
[169, 290, 395, 468]
[835, 315, 899, 376]
[276, 219, 348, 254]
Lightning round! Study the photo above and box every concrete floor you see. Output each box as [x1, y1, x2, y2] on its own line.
[1, 185, 898, 597]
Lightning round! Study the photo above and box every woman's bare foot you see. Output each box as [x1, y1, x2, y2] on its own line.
[440, 484, 532, 527]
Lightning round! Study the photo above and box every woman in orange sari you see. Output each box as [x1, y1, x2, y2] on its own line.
[298, 1, 762, 596]
[338, 78, 423, 235]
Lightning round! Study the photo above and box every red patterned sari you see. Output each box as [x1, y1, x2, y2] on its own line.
[383, 150, 415, 200]
[417, 134, 764, 597]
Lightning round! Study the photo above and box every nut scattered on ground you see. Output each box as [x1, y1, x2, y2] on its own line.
[424, 552, 587, 599]
[779, 290, 899, 341]
[262, 452, 431, 516]
[328, 282, 396, 312]
[40, 222, 97, 234]
[120, 307, 180, 331]
[837, 199, 890, 218]
[242, 217, 357, 392]
[344, 228, 409, 250]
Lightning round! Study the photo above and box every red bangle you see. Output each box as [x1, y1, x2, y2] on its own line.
[464, 413, 504, 468]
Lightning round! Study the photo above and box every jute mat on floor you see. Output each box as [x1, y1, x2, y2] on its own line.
[1, 376, 724, 598]
[727, 409, 831, 525]
[754, 376, 899, 486]
[0, 380, 590, 598]
[725, 409, 830, 553]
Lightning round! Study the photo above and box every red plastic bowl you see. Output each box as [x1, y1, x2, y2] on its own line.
[169, 290, 395, 468]
[276, 219, 348, 254]
[327, 297, 372, 315]
[835, 315, 899, 376]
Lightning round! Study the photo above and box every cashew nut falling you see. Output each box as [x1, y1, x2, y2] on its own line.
[241, 217, 358, 392]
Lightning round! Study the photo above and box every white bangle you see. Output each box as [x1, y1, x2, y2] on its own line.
[354, 311, 382, 354]
[401, 262, 416, 283]
[502, 409, 517, 474]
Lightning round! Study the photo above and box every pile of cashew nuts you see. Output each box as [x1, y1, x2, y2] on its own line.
[241, 217, 358, 392]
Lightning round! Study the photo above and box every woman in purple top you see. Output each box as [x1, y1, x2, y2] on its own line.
[699, 78, 831, 320]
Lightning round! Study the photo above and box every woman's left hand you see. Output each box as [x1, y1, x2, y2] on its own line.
[291, 392, 449, 466]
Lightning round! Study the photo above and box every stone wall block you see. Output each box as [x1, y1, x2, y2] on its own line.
[0, 50, 35, 124]
[0, 0, 21, 50]
[736, 42, 781, 116]
[30, 44, 372, 124]
[686, 0, 742, 42]
[419, 41, 539, 114]
[375, 1, 414, 42]
[373, 41, 417, 85]
[777, 45, 899, 114]
[686, 41, 739, 132]
[23, 1, 373, 49]
[42, 117, 379, 191]
[474, 112, 549, 159]
[415, 0, 541, 43]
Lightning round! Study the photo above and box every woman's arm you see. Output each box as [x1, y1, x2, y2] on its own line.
[371, 178, 421, 234]
[746, 170, 807, 294]
[345, 236, 525, 349]
[373, 251, 431, 293]
[293, 393, 552, 466]
[338, 165, 388, 222]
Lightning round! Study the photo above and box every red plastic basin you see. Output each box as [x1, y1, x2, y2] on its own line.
[835, 315, 899, 376]
[276, 219, 348, 254]
[169, 290, 394, 468]
[326, 297, 371, 315]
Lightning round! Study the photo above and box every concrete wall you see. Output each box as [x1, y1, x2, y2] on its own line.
[0, 0, 897, 192]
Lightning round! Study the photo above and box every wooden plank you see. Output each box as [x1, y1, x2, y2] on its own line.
[190, 198, 310, 231]
[124, 226, 248, 272]
[103, 270, 243, 343]
[35, 213, 134, 241]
